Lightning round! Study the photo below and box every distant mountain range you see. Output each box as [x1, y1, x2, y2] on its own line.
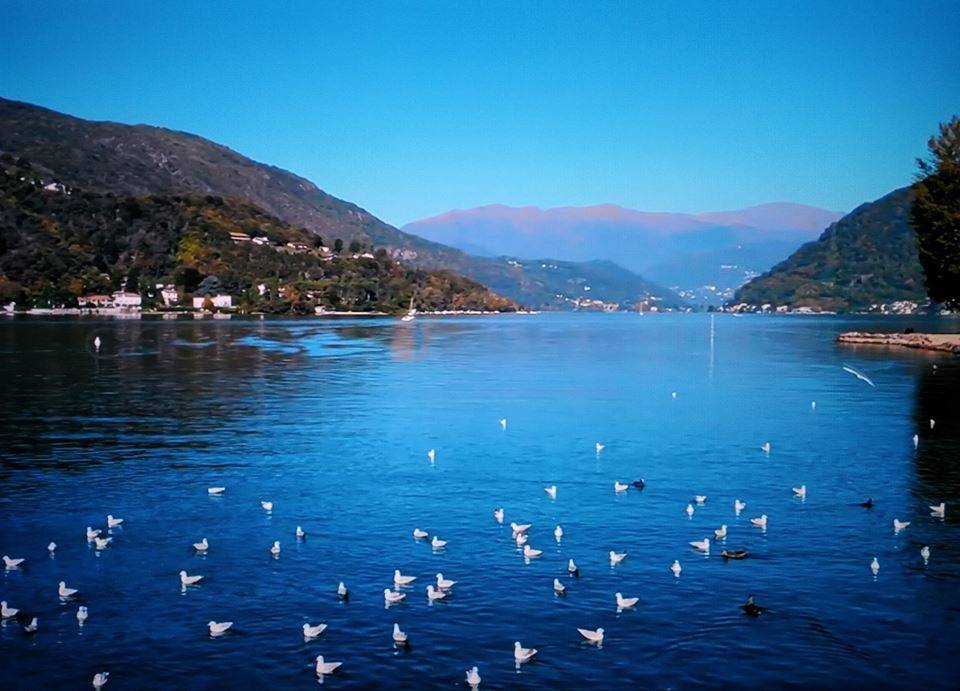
[0, 97, 680, 310]
[404, 203, 844, 303]
[733, 187, 927, 311]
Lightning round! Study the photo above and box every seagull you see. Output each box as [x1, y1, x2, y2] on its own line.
[750, 514, 768, 529]
[431, 536, 447, 549]
[609, 550, 626, 566]
[515, 532, 528, 546]
[427, 449, 436, 463]
[270, 540, 281, 556]
[792, 485, 807, 499]
[714, 525, 727, 540]
[568, 558, 579, 577]
[412, 528, 429, 540]
[392, 622, 407, 644]
[921, 546, 930, 564]
[493, 507, 504, 523]
[859, 498, 874, 508]
[685, 503, 695, 518]
[20, 615, 38, 633]
[734, 499, 746, 515]
[811, 401, 816, 410]
[315, 655, 342, 676]
[466, 666, 481, 688]
[337, 581, 349, 599]
[94, 536, 112, 550]
[893, 519, 910, 533]
[741, 594, 764, 616]
[514, 641, 538, 664]
[499, 418, 507, 430]
[930, 502, 946, 518]
[695, 495, 707, 505]
[179, 570, 203, 586]
[93, 336, 101, 352]
[671, 560, 682, 577]
[632, 479, 646, 490]
[58, 581, 78, 598]
[523, 545, 542, 559]
[86, 527, 101, 541]
[106, 515, 123, 528]
[436, 573, 456, 590]
[92, 672, 109, 689]
[207, 486, 226, 495]
[260, 500, 273, 512]
[208, 620, 233, 635]
[595, 442, 605, 455]
[545, 485, 557, 499]
[870, 557, 880, 575]
[394, 569, 416, 586]
[295, 526, 305, 539]
[384, 588, 406, 604]
[578, 627, 604, 644]
[47, 542, 57, 553]
[614, 481, 629, 493]
[553, 578, 566, 594]
[554, 525, 563, 541]
[511, 522, 531, 535]
[690, 538, 710, 553]
[426, 585, 447, 601]
[672, 391, 678, 399]
[930, 418, 936, 430]
[1, 601, 18, 618]
[3, 555, 25, 569]
[302, 622, 327, 639]
[761, 442, 771, 454]
[193, 538, 209, 552]
[913, 434, 919, 449]
[616, 592, 639, 609]
[77, 606, 88, 624]
[842, 364, 875, 387]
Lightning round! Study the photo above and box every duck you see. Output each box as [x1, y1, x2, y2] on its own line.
[1, 601, 18, 618]
[734, 499, 746, 515]
[436, 573, 456, 590]
[614, 481, 629, 493]
[545, 485, 557, 499]
[193, 537, 209, 553]
[427, 449, 436, 463]
[671, 560, 682, 577]
[553, 578, 566, 594]
[106, 515, 124, 528]
[269, 540, 281, 556]
[695, 495, 707, 505]
[893, 519, 910, 533]
[616, 592, 639, 609]
[302, 622, 327, 639]
[92, 672, 109, 689]
[179, 570, 203, 586]
[392, 622, 408, 644]
[394, 569, 416, 586]
[685, 503, 695, 518]
[315, 655, 342, 676]
[609, 550, 626, 566]
[337, 581, 349, 599]
[58, 581, 78, 598]
[493, 507, 504, 523]
[930, 502, 946, 518]
[3, 555, 25, 569]
[86, 527, 101, 541]
[93, 536, 113, 550]
[384, 588, 405, 604]
[554, 525, 563, 541]
[721, 549, 748, 559]
[208, 620, 233, 635]
[792, 485, 807, 499]
[466, 665, 481, 688]
[77, 606, 88, 624]
[431, 536, 447, 549]
[295, 525, 305, 539]
[921, 546, 930, 563]
[632, 479, 646, 490]
[207, 486, 226, 495]
[870, 557, 880, 575]
[740, 594, 764, 616]
[523, 545, 542, 559]
[413, 528, 429, 539]
[514, 640, 538, 664]
[568, 558, 580, 577]
[714, 525, 727, 540]
[690, 538, 710, 553]
[260, 500, 273, 512]
[578, 627, 604, 644]
[426, 585, 447, 601]
[750, 514, 768, 529]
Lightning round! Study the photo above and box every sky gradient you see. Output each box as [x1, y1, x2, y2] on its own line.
[2, 1, 958, 226]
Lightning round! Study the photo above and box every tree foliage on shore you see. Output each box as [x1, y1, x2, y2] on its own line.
[912, 116, 960, 309]
[0, 156, 516, 313]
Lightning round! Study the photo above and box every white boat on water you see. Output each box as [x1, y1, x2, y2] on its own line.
[401, 297, 416, 322]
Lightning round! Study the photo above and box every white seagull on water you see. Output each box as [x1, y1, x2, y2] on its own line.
[870, 557, 880, 575]
[921, 546, 930, 564]
[106, 515, 123, 528]
[295, 526, 305, 539]
[930, 502, 946, 518]
[179, 570, 203, 586]
[685, 503, 695, 518]
[671, 560, 682, 577]
[792, 485, 807, 499]
[751, 515, 768, 529]
[714, 525, 727, 540]
[614, 481, 629, 493]
[338, 582, 349, 599]
[609, 550, 626, 565]
[48, 541, 57, 553]
[260, 500, 273, 512]
[514, 640, 537, 664]
[394, 569, 416, 586]
[207, 486, 226, 495]
[1, 601, 18, 618]
[499, 418, 507, 430]
[413, 528, 429, 539]
[545, 485, 557, 499]
[436, 573, 456, 590]
[493, 507, 504, 523]
[578, 627, 604, 644]
[303, 622, 327, 639]
[384, 588, 405, 604]
[734, 499, 746, 515]
[92, 672, 109, 689]
[690, 538, 710, 553]
[553, 578, 566, 594]
[554, 525, 563, 541]
[393, 622, 407, 644]
[77, 606, 88, 624]
[269, 541, 281, 556]
[58, 581, 79, 598]
[208, 620, 233, 635]
[94, 536, 112, 550]
[466, 666, 481, 688]
[426, 585, 446, 601]
[315, 655, 342, 676]
[427, 448, 436, 463]
[431, 536, 447, 549]
[893, 519, 910, 533]
[761, 442, 771, 454]
[616, 592, 639, 610]
[595, 442, 605, 455]
[523, 545, 542, 559]
[3, 555, 25, 569]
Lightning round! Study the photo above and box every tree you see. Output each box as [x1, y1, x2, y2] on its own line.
[912, 116, 960, 308]
[333, 238, 344, 253]
[348, 239, 362, 254]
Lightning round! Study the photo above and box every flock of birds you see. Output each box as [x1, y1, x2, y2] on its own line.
[1, 366, 951, 688]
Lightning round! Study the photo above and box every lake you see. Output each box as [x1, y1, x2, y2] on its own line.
[0, 313, 958, 689]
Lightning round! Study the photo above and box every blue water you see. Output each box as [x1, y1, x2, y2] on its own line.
[1, 314, 958, 689]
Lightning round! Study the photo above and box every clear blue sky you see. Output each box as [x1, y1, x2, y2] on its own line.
[2, 1, 958, 225]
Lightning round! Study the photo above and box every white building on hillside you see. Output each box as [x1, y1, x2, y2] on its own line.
[192, 294, 233, 310]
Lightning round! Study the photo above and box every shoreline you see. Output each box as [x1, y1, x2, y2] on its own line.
[837, 331, 960, 354]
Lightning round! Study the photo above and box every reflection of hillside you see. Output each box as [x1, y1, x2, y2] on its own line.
[911, 360, 960, 503]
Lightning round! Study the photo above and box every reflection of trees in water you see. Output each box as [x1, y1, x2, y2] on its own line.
[911, 359, 960, 504]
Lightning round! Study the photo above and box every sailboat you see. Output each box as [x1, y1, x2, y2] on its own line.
[401, 296, 416, 322]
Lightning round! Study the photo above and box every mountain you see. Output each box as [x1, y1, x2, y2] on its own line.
[0, 157, 515, 313]
[732, 187, 927, 311]
[403, 203, 844, 302]
[0, 97, 679, 310]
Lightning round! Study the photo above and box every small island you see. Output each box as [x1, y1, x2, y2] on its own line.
[837, 331, 960, 354]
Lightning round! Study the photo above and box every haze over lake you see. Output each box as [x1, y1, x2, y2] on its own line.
[1, 314, 958, 688]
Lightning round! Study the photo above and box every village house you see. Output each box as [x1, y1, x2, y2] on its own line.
[251, 236, 270, 246]
[112, 291, 142, 309]
[229, 231, 251, 243]
[78, 294, 113, 309]
[192, 294, 233, 310]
